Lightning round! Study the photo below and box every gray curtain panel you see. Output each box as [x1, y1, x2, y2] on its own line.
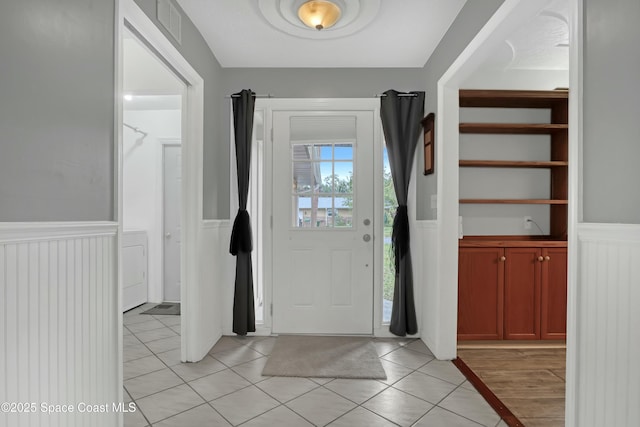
[380, 90, 425, 336]
[230, 89, 256, 335]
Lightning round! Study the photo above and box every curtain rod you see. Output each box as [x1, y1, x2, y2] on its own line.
[226, 94, 274, 99]
[123, 122, 148, 137]
[375, 93, 419, 97]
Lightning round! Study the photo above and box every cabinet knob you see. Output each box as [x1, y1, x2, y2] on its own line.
[545, 255, 551, 261]
[538, 256, 544, 262]
[499, 256, 506, 262]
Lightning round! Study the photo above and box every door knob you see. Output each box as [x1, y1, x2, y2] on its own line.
[499, 256, 506, 262]
[538, 256, 544, 262]
[165, 232, 171, 239]
[545, 256, 551, 261]
[363, 218, 371, 226]
[363, 234, 371, 242]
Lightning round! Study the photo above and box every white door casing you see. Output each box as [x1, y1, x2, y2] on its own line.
[271, 109, 376, 334]
[163, 145, 182, 302]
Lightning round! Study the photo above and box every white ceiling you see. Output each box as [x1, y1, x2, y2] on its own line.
[176, 0, 467, 68]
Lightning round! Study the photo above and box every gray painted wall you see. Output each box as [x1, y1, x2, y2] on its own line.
[417, 0, 505, 220]
[583, 0, 640, 224]
[134, 0, 226, 219]
[0, 0, 115, 221]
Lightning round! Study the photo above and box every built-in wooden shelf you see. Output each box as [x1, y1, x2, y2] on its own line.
[459, 123, 568, 134]
[459, 160, 568, 168]
[459, 199, 569, 205]
[459, 89, 568, 108]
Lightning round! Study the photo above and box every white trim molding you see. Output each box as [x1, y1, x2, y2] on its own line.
[573, 222, 640, 427]
[0, 221, 117, 243]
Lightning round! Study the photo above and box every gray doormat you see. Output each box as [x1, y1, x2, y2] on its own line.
[262, 335, 386, 379]
[141, 303, 180, 315]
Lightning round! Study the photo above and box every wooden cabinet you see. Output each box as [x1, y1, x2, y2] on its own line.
[541, 248, 568, 339]
[458, 244, 567, 341]
[458, 248, 504, 340]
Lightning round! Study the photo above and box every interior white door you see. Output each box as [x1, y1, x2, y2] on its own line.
[272, 111, 375, 334]
[163, 145, 182, 302]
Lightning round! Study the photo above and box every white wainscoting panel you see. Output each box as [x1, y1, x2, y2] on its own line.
[575, 223, 640, 427]
[414, 221, 445, 358]
[196, 221, 232, 358]
[0, 222, 119, 427]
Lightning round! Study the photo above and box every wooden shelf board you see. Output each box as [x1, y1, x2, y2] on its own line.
[459, 89, 568, 108]
[459, 236, 568, 248]
[459, 123, 568, 134]
[459, 160, 568, 168]
[460, 199, 568, 205]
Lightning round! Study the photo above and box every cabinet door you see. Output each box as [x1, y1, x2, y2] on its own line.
[541, 248, 568, 339]
[458, 248, 504, 340]
[504, 248, 541, 340]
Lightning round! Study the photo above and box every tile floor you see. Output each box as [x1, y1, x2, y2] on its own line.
[123, 304, 505, 426]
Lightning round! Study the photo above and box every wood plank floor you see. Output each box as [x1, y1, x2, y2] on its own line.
[457, 346, 566, 427]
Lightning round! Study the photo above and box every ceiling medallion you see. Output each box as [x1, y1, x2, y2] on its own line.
[258, 0, 381, 40]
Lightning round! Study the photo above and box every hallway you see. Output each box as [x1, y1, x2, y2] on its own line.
[123, 304, 504, 426]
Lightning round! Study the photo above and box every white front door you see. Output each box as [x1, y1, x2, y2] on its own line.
[272, 110, 375, 334]
[163, 145, 182, 302]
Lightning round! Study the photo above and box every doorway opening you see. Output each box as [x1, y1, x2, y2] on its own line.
[121, 28, 186, 309]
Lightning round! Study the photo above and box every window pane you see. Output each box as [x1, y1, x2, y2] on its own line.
[334, 162, 353, 194]
[315, 144, 333, 160]
[334, 144, 353, 160]
[318, 162, 334, 194]
[292, 162, 314, 194]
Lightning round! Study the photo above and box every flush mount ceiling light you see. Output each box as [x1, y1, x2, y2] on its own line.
[258, 0, 380, 40]
[298, 1, 341, 31]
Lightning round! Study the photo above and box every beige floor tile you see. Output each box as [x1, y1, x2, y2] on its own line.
[381, 347, 434, 370]
[171, 355, 227, 382]
[256, 376, 319, 403]
[123, 406, 150, 427]
[189, 369, 251, 401]
[124, 355, 166, 380]
[404, 339, 435, 356]
[124, 368, 184, 399]
[286, 387, 357, 426]
[124, 343, 154, 363]
[393, 371, 458, 404]
[126, 319, 167, 333]
[153, 404, 231, 427]
[212, 345, 264, 367]
[241, 405, 314, 427]
[372, 339, 403, 357]
[231, 356, 270, 384]
[439, 387, 501, 427]
[135, 384, 205, 424]
[156, 348, 182, 367]
[362, 387, 433, 426]
[159, 316, 181, 327]
[414, 406, 483, 427]
[327, 406, 397, 427]
[209, 336, 244, 354]
[134, 327, 178, 343]
[210, 385, 279, 425]
[146, 335, 181, 354]
[378, 359, 413, 385]
[248, 336, 276, 356]
[324, 378, 388, 404]
[418, 359, 467, 386]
